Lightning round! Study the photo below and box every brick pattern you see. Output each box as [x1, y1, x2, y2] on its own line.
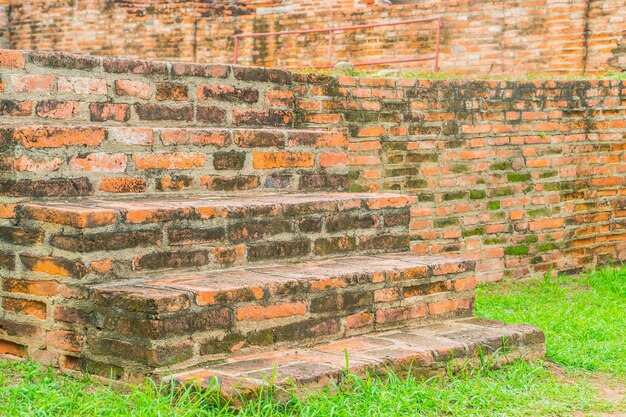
[169, 318, 544, 400]
[9, 193, 410, 279]
[1, 125, 349, 197]
[292, 74, 626, 283]
[0, 50, 291, 127]
[4, 1, 626, 75]
[70, 254, 475, 373]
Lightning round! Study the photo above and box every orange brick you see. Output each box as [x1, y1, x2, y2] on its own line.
[99, 177, 146, 193]
[320, 152, 348, 167]
[3, 298, 47, 320]
[265, 90, 294, 107]
[69, 153, 127, 172]
[21, 205, 118, 228]
[529, 218, 564, 231]
[132, 153, 206, 170]
[345, 312, 373, 330]
[236, 301, 307, 321]
[11, 126, 105, 148]
[2, 279, 58, 296]
[428, 298, 472, 315]
[252, 152, 315, 169]
[454, 277, 477, 292]
[0, 340, 27, 358]
[0, 50, 25, 68]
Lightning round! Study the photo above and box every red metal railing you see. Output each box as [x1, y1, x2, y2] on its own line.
[233, 17, 443, 71]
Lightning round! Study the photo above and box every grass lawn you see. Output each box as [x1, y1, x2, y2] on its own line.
[0, 267, 624, 416]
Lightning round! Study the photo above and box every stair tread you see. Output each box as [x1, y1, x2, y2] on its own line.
[20, 192, 411, 227]
[167, 318, 545, 397]
[90, 253, 474, 306]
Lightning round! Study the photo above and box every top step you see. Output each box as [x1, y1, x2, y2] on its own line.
[1, 125, 348, 199]
[0, 50, 298, 129]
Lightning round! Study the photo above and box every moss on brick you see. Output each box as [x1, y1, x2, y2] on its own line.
[507, 172, 531, 182]
[470, 190, 487, 200]
[528, 208, 550, 217]
[435, 218, 459, 228]
[524, 235, 539, 244]
[488, 201, 501, 210]
[540, 171, 558, 179]
[505, 245, 530, 256]
[463, 227, 485, 237]
[452, 164, 470, 173]
[494, 188, 514, 197]
[485, 237, 506, 245]
[490, 161, 512, 171]
[443, 191, 468, 201]
[538, 243, 558, 252]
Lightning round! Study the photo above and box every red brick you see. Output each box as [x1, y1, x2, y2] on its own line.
[36, 100, 80, 119]
[252, 152, 315, 169]
[0, 340, 26, 358]
[7, 126, 105, 148]
[2, 279, 58, 296]
[0, 50, 25, 68]
[99, 177, 146, 193]
[161, 129, 230, 147]
[11, 74, 55, 93]
[58, 76, 107, 95]
[132, 153, 205, 170]
[45, 330, 84, 353]
[3, 298, 47, 320]
[236, 302, 307, 322]
[320, 152, 348, 167]
[115, 79, 152, 99]
[69, 153, 127, 172]
[89, 103, 130, 122]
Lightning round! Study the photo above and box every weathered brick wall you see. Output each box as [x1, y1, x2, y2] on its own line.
[4, 0, 626, 75]
[2, 48, 626, 284]
[0, 50, 349, 199]
[292, 73, 626, 282]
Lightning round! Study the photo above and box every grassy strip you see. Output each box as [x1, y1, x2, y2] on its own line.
[0, 266, 623, 416]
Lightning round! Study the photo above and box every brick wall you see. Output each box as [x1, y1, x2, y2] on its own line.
[4, 0, 626, 76]
[0, 50, 348, 199]
[2, 49, 626, 284]
[292, 73, 626, 282]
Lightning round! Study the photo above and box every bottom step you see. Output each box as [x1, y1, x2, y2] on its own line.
[169, 318, 545, 399]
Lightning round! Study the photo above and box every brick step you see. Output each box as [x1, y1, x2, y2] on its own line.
[7, 192, 411, 282]
[168, 318, 545, 400]
[1, 125, 349, 198]
[60, 253, 477, 377]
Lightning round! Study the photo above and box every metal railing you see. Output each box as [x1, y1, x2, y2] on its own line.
[232, 17, 443, 71]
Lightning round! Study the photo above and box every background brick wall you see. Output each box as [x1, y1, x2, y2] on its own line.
[3, 0, 626, 76]
[292, 73, 626, 282]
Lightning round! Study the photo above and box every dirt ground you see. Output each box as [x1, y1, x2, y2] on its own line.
[546, 362, 626, 417]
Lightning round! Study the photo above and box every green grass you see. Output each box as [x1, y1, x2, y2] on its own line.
[476, 267, 626, 376]
[0, 266, 624, 416]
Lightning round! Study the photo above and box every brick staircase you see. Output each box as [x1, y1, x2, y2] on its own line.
[0, 49, 544, 397]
